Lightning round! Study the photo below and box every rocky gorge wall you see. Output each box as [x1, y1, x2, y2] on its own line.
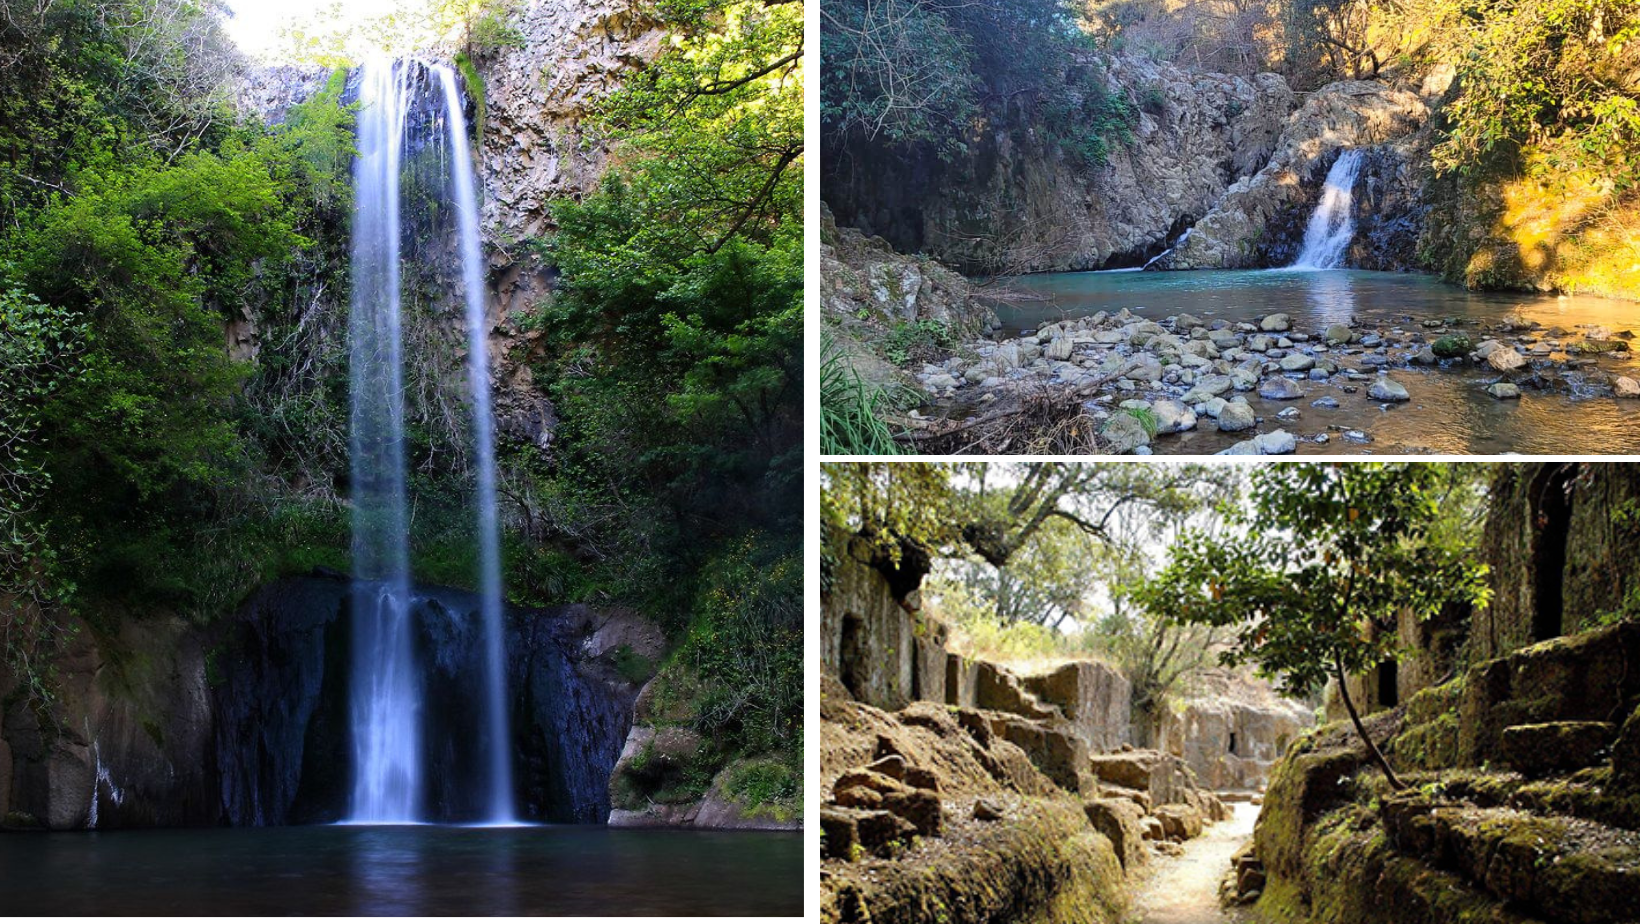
[821, 542, 1242, 924]
[1159, 79, 1434, 271]
[821, 535, 1307, 792]
[825, 48, 1636, 300]
[0, 574, 657, 829]
[823, 55, 1296, 274]
[1236, 461, 1640, 922]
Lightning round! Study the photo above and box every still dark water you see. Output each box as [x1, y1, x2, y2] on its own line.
[0, 825, 802, 916]
[988, 269, 1640, 454]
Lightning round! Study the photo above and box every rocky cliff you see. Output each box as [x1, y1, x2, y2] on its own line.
[1159, 79, 1431, 270]
[1159, 682, 1313, 792]
[824, 55, 1296, 274]
[821, 536, 1243, 922]
[1234, 461, 1640, 922]
[0, 575, 656, 829]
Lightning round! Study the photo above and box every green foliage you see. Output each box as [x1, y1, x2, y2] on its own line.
[820, 341, 906, 455]
[684, 534, 802, 756]
[0, 0, 358, 624]
[820, 0, 980, 153]
[453, 52, 488, 136]
[1139, 463, 1492, 698]
[465, 0, 526, 51]
[1432, 0, 1640, 186]
[821, 0, 1136, 166]
[518, 0, 801, 768]
[11, 147, 302, 596]
[725, 757, 800, 811]
[275, 69, 357, 212]
[883, 318, 951, 366]
[611, 644, 657, 684]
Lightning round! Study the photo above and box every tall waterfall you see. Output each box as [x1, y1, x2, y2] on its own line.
[1289, 149, 1363, 270]
[345, 59, 514, 825]
[435, 64, 515, 824]
[348, 59, 421, 824]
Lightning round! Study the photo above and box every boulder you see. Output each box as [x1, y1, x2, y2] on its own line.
[1486, 382, 1521, 399]
[1150, 399, 1197, 434]
[1252, 430, 1297, 455]
[1260, 313, 1291, 332]
[1487, 346, 1527, 372]
[1154, 803, 1205, 841]
[1217, 400, 1257, 432]
[973, 797, 1005, 822]
[1615, 376, 1640, 398]
[1613, 707, 1640, 788]
[1279, 353, 1315, 372]
[1431, 334, 1472, 357]
[1258, 377, 1305, 400]
[1084, 798, 1148, 870]
[1367, 377, 1409, 402]
[1324, 324, 1353, 345]
[1101, 412, 1152, 454]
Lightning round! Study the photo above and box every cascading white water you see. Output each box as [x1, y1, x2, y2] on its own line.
[347, 59, 422, 824]
[1142, 228, 1191, 270]
[1289, 149, 1364, 270]
[435, 64, 515, 825]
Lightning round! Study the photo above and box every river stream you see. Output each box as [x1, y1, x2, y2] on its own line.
[981, 269, 1640, 454]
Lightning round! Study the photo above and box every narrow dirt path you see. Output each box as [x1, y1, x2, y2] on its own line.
[1125, 801, 1259, 924]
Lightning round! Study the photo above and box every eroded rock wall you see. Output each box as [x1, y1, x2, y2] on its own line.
[0, 608, 217, 830]
[1160, 696, 1311, 791]
[1161, 80, 1430, 270]
[1, 576, 652, 829]
[824, 56, 1296, 274]
[1476, 462, 1640, 663]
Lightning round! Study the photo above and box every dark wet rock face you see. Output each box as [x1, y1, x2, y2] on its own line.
[213, 577, 647, 826]
[4, 575, 650, 829]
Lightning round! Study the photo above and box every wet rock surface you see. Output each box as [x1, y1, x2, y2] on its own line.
[2, 575, 652, 829]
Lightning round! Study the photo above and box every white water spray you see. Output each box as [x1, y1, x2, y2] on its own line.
[347, 59, 422, 824]
[1142, 228, 1191, 270]
[435, 64, 515, 825]
[1289, 149, 1363, 270]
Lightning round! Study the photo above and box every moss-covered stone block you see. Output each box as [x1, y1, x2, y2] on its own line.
[1498, 721, 1616, 776]
[1612, 706, 1640, 789]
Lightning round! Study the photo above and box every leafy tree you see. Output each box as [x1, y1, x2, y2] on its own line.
[521, 0, 803, 769]
[821, 0, 1137, 166]
[1137, 462, 1491, 789]
[1431, 0, 1640, 185]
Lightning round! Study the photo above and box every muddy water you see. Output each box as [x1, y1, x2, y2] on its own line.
[1125, 801, 1259, 924]
[986, 269, 1640, 454]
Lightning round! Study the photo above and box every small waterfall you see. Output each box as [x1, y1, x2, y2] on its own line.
[1289, 149, 1364, 270]
[347, 59, 422, 824]
[434, 64, 515, 825]
[86, 738, 125, 829]
[1142, 228, 1191, 271]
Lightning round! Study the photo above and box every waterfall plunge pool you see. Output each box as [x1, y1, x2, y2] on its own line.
[0, 825, 801, 915]
[970, 267, 1640, 454]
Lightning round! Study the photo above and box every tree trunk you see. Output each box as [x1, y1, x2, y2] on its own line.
[1334, 655, 1405, 790]
[995, 566, 1011, 624]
